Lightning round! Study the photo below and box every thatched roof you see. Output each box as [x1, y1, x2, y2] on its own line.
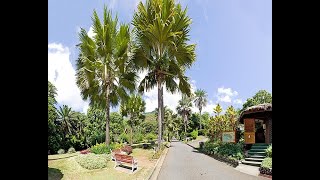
[239, 103, 272, 123]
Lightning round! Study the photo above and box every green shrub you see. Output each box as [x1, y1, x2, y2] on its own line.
[198, 129, 205, 136]
[190, 130, 198, 140]
[133, 132, 144, 143]
[202, 141, 244, 160]
[90, 143, 110, 154]
[145, 133, 157, 141]
[261, 157, 272, 168]
[76, 154, 109, 170]
[260, 157, 272, 175]
[119, 133, 129, 143]
[266, 144, 272, 157]
[202, 141, 220, 155]
[57, 149, 65, 154]
[217, 143, 244, 160]
[180, 132, 186, 140]
[110, 142, 124, 150]
[67, 147, 76, 154]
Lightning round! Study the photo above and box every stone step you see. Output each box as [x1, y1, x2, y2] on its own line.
[248, 151, 266, 156]
[249, 149, 266, 152]
[249, 146, 268, 149]
[252, 144, 269, 147]
[249, 155, 266, 158]
[245, 157, 264, 162]
[241, 160, 262, 167]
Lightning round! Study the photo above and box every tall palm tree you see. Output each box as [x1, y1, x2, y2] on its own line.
[57, 105, 75, 136]
[176, 95, 193, 134]
[120, 94, 146, 145]
[194, 89, 207, 129]
[132, 0, 196, 150]
[76, 6, 137, 145]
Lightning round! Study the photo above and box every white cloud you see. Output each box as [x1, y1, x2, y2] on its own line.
[216, 87, 239, 103]
[139, 71, 197, 113]
[88, 26, 95, 39]
[233, 99, 243, 105]
[139, 72, 217, 115]
[218, 95, 232, 103]
[48, 43, 89, 113]
[201, 100, 217, 115]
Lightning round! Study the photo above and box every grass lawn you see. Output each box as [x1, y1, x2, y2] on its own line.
[48, 153, 79, 160]
[48, 148, 158, 180]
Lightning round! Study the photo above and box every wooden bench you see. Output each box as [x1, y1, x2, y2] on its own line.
[111, 149, 123, 161]
[114, 154, 138, 173]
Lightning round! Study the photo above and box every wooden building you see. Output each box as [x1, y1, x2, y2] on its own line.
[239, 103, 272, 144]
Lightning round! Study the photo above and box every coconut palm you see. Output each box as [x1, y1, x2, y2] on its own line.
[132, 0, 196, 150]
[57, 105, 75, 136]
[76, 6, 137, 145]
[176, 95, 193, 134]
[120, 94, 146, 145]
[194, 89, 207, 129]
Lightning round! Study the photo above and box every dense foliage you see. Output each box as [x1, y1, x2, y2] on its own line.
[90, 143, 111, 154]
[266, 144, 272, 157]
[241, 90, 272, 112]
[202, 141, 244, 160]
[207, 104, 238, 141]
[190, 130, 198, 140]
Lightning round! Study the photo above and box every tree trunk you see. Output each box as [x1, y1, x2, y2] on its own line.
[130, 125, 133, 145]
[199, 109, 202, 130]
[105, 84, 110, 146]
[157, 81, 163, 151]
[184, 112, 187, 134]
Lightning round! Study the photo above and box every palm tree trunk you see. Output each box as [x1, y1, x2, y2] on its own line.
[157, 80, 163, 151]
[199, 109, 202, 130]
[105, 84, 110, 146]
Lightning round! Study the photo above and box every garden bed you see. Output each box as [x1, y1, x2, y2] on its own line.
[48, 148, 158, 180]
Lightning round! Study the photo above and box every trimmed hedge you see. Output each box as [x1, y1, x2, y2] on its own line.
[76, 154, 109, 170]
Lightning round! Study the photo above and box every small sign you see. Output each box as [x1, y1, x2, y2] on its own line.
[222, 131, 236, 143]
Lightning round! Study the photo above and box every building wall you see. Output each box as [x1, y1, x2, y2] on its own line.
[269, 119, 272, 143]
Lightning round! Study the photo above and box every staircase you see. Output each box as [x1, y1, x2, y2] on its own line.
[242, 143, 268, 167]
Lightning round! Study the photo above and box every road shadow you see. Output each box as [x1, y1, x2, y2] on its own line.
[48, 167, 63, 180]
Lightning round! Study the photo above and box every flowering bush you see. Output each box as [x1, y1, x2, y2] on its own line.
[80, 149, 90, 154]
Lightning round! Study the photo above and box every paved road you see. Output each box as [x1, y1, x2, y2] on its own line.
[157, 141, 268, 180]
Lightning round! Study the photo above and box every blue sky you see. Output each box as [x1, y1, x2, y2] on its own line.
[48, 0, 272, 114]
